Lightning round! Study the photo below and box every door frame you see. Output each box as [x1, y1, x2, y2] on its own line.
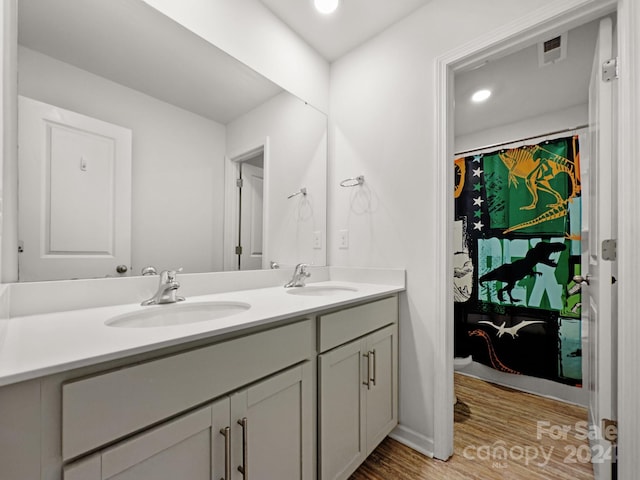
[433, 1, 640, 477]
[223, 137, 270, 271]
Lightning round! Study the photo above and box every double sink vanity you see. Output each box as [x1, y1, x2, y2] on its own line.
[0, 267, 404, 480]
[2, 1, 404, 479]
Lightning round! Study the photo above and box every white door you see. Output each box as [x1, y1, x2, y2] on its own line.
[239, 162, 264, 270]
[583, 17, 617, 480]
[18, 96, 132, 281]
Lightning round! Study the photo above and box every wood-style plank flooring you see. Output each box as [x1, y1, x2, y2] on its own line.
[350, 373, 595, 479]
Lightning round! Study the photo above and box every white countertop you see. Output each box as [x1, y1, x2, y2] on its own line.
[0, 280, 403, 387]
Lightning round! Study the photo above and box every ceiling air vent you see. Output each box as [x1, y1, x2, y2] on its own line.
[538, 33, 567, 67]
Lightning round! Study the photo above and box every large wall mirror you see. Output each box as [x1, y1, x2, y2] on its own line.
[10, 0, 327, 282]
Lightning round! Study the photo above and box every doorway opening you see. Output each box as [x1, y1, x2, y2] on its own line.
[224, 141, 269, 271]
[450, 13, 616, 479]
[433, 1, 621, 476]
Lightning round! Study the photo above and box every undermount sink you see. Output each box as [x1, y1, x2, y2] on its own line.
[286, 285, 358, 296]
[105, 301, 251, 328]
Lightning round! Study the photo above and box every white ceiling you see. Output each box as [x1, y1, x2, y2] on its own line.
[455, 19, 600, 137]
[18, 0, 283, 124]
[259, 0, 433, 61]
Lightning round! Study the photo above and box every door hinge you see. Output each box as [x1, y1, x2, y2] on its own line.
[235, 245, 243, 255]
[18, 240, 24, 253]
[236, 178, 243, 188]
[602, 418, 618, 444]
[602, 239, 616, 261]
[602, 57, 619, 82]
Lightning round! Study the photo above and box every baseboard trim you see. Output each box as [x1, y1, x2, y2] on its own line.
[389, 424, 434, 458]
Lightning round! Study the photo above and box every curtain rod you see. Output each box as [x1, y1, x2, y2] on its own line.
[454, 124, 588, 157]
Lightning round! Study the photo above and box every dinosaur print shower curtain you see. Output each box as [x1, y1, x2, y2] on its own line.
[454, 135, 582, 386]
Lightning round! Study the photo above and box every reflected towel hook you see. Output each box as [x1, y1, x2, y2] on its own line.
[340, 175, 364, 187]
[287, 187, 307, 199]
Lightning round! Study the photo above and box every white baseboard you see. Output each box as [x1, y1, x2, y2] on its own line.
[460, 362, 588, 407]
[389, 424, 434, 458]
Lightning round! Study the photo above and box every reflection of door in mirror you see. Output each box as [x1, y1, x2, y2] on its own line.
[238, 154, 264, 270]
[18, 96, 132, 281]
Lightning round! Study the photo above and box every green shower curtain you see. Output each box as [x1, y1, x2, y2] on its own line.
[453, 135, 582, 385]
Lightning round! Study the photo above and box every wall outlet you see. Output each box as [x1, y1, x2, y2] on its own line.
[313, 231, 322, 249]
[339, 229, 349, 249]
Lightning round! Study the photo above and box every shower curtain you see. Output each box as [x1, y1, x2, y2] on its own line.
[453, 135, 582, 386]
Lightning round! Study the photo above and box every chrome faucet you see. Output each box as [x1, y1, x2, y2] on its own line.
[285, 263, 311, 288]
[141, 268, 185, 305]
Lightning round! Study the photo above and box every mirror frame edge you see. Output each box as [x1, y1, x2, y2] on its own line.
[1, 0, 19, 283]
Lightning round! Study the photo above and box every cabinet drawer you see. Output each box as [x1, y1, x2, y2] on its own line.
[62, 318, 313, 461]
[318, 296, 397, 352]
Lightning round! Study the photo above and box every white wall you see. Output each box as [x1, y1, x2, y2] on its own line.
[18, 47, 226, 275]
[141, 0, 330, 114]
[455, 103, 588, 153]
[227, 92, 327, 268]
[329, 0, 558, 455]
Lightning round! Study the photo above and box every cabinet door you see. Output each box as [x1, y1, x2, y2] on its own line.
[231, 362, 313, 480]
[364, 324, 398, 455]
[318, 339, 366, 480]
[64, 400, 230, 480]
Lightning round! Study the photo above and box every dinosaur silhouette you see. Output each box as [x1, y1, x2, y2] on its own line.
[479, 241, 566, 303]
[478, 320, 545, 339]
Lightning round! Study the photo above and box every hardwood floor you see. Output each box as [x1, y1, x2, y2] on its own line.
[350, 373, 596, 479]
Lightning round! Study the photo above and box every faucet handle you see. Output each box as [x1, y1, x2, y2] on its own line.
[161, 267, 183, 282]
[167, 267, 183, 280]
[299, 264, 310, 277]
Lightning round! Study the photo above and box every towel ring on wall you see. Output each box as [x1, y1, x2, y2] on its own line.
[340, 175, 364, 187]
[287, 187, 307, 199]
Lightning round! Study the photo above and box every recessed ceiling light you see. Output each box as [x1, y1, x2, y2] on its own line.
[314, 0, 339, 14]
[471, 89, 492, 103]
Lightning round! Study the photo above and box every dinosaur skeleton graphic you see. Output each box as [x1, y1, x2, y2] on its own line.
[498, 142, 580, 234]
[478, 320, 545, 339]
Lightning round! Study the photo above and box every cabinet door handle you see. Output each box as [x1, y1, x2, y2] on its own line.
[370, 349, 376, 386]
[237, 417, 248, 478]
[363, 352, 371, 389]
[219, 426, 231, 480]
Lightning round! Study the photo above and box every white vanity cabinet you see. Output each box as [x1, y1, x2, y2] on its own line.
[317, 296, 398, 480]
[60, 318, 315, 480]
[64, 362, 313, 480]
[0, 288, 402, 480]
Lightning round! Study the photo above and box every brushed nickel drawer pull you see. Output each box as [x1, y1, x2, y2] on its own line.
[363, 352, 371, 389]
[237, 417, 248, 478]
[370, 349, 376, 386]
[219, 426, 231, 480]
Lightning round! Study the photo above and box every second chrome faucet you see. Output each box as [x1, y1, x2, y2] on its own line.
[141, 268, 185, 305]
[285, 263, 311, 288]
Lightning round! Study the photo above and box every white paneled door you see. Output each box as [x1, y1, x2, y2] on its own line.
[18, 96, 132, 281]
[239, 162, 264, 270]
[584, 17, 617, 480]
